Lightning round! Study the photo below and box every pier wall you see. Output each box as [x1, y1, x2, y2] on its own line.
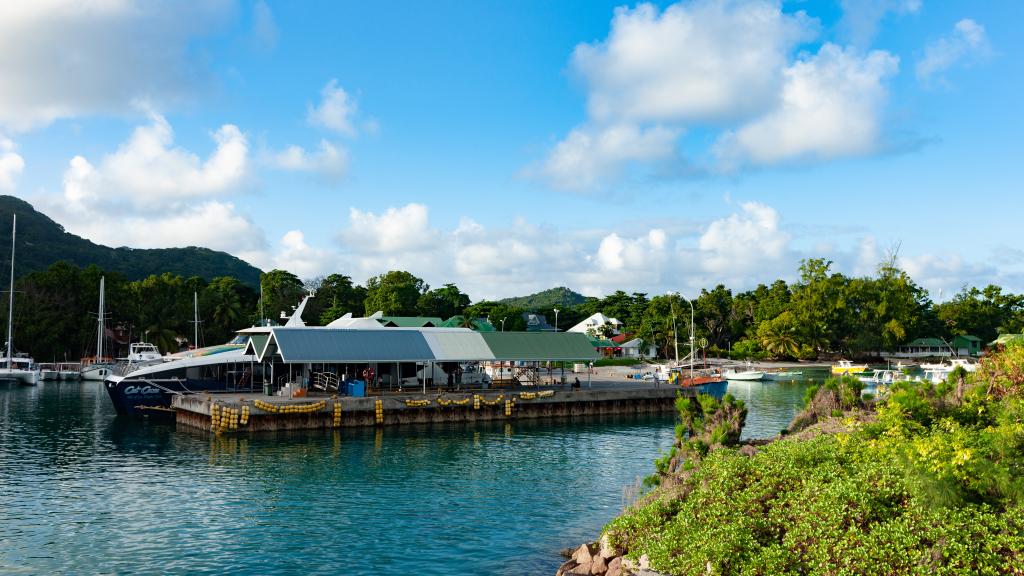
[173, 387, 685, 433]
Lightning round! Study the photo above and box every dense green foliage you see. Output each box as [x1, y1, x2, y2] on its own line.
[4, 194, 1024, 364]
[496, 286, 587, 309]
[0, 195, 261, 285]
[604, 346, 1024, 575]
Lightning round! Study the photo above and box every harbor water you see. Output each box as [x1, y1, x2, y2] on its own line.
[0, 378, 811, 575]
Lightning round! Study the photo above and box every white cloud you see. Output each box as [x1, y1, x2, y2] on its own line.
[60, 112, 249, 210]
[0, 1, 232, 131]
[268, 140, 348, 181]
[698, 202, 790, 278]
[716, 44, 898, 167]
[342, 203, 439, 254]
[308, 80, 359, 136]
[533, 124, 679, 191]
[37, 113, 263, 260]
[0, 136, 25, 191]
[573, 0, 816, 124]
[251, 0, 278, 51]
[838, 0, 921, 47]
[532, 0, 904, 190]
[916, 19, 991, 84]
[268, 230, 337, 279]
[65, 200, 266, 255]
[899, 253, 995, 299]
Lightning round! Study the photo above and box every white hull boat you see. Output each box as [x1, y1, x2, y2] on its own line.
[725, 370, 765, 381]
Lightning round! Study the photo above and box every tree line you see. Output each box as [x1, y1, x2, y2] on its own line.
[5, 258, 1024, 362]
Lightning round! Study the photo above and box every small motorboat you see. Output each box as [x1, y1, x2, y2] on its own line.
[724, 369, 765, 381]
[831, 360, 868, 375]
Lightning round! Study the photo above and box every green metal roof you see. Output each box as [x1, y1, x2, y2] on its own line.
[243, 334, 270, 357]
[906, 338, 947, 347]
[588, 336, 617, 348]
[378, 316, 443, 328]
[481, 332, 599, 361]
[953, 334, 982, 343]
[438, 316, 496, 331]
[270, 328, 435, 362]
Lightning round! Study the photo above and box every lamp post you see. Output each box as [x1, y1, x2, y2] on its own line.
[553, 308, 559, 332]
[500, 317, 506, 332]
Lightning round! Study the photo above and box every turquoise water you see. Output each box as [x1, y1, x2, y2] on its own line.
[0, 379, 809, 575]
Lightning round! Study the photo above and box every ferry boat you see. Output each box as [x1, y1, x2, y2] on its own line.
[103, 334, 257, 416]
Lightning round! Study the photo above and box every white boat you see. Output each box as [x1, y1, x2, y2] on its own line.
[0, 215, 38, 386]
[81, 276, 116, 381]
[766, 370, 803, 380]
[114, 342, 165, 375]
[57, 363, 82, 380]
[920, 358, 978, 373]
[40, 366, 60, 380]
[725, 369, 765, 381]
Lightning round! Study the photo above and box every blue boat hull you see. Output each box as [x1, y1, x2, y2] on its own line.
[693, 380, 728, 400]
[104, 378, 235, 417]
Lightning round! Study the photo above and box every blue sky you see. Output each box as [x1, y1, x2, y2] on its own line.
[1, 1, 1020, 301]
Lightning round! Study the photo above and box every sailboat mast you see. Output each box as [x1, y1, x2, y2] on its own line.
[97, 276, 105, 360]
[193, 291, 198, 348]
[7, 215, 15, 370]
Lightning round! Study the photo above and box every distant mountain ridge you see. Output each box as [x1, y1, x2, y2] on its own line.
[498, 286, 588, 309]
[0, 195, 262, 286]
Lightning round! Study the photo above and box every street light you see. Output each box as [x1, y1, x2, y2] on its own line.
[553, 308, 560, 332]
[500, 317, 506, 332]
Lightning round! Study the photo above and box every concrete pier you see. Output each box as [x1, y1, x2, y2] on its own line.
[173, 383, 693, 433]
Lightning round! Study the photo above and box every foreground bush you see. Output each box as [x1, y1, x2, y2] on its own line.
[605, 346, 1024, 575]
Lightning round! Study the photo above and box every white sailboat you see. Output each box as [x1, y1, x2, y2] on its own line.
[81, 276, 116, 381]
[0, 215, 38, 385]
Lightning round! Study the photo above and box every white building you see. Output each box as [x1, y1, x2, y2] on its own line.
[567, 312, 623, 336]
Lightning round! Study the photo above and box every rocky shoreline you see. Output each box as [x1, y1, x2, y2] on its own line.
[555, 536, 667, 576]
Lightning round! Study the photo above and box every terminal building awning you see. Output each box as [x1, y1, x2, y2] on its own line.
[481, 332, 599, 361]
[247, 327, 600, 363]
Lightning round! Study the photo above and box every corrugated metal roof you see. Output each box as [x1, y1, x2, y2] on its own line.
[481, 332, 599, 361]
[271, 328, 434, 362]
[422, 331, 495, 361]
[243, 334, 270, 358]
[379, 316, 443, 327]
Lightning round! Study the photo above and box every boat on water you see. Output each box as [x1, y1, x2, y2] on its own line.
[724, 367, 765, 381]
[831, 360, 869, 375]
[920, 357, 978, 373]
[81, 276, 116, 381]
[766, 370, 803, 380]
[858, 369, 913, 386]
[0, 215, 37, 386]
[0, 354, 39, 385]
[39, 365, 60, 381]
[57, 362, 82, 380]
[658, 366, 728, 398]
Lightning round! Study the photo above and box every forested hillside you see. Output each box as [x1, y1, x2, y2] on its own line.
[0, 196, 261, 286]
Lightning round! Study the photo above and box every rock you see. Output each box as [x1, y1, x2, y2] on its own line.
[621, 557, 636, 572]
[599, 534, 620, 559]
[591, 555, 608, 574]
[556, 559, 576, 576]
[573, 543, 594, 565]
[606, 556, 622, 576]
[560, 547, 576, 559]
[739, 444, 759, 457]
[638, 554, 650, 570]
[570, 560, 593, 575]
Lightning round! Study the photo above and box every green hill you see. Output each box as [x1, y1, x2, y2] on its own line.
[498, 286, 588, 309]
[0, 195, 262, 286]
